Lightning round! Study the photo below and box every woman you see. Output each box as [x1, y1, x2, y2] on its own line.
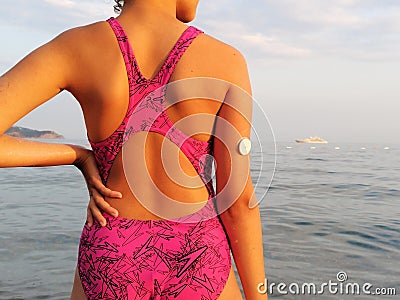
[0, 0, 267, 299]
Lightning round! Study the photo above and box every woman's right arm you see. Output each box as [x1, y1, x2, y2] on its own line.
[213, 50, 268, 299]
[0, 28, 120, 226]
[0, 30, 91, 168]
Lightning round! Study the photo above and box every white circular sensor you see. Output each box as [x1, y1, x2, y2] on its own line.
[238, 137, 252, 155]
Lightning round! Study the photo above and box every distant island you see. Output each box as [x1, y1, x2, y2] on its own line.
[5, 126, 64, 139]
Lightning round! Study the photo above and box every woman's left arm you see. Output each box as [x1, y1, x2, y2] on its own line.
[0, 28, 119, 226]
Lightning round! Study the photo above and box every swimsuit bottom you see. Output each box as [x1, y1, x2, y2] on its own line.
[78, 212, 231, 300]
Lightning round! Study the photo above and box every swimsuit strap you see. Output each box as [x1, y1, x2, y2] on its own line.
[157, 25, 204, 85]
[106, 17, 203, 84]
[105, 16, 204, 133]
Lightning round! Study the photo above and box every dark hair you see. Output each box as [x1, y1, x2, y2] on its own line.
[114, 0, 124, 14]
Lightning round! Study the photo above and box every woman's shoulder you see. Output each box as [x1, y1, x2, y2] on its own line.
[51, 21, 250, 90]
[198, 31, 247, 62]
[193, 32, 250, 90]
[53, 21, 110, 48]
[56, 21, 246, 62]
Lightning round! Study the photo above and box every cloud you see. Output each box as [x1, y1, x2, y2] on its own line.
[1, 0, 399, 62]
[263, 0, 400, 61]
[241, 33, 312, 57]
[0, 0, 112, 34]
[198, 0, 400, 62]
[201, 20, 312, 61]
[273, 0, 365, 27]
[45, 0, 76, 9]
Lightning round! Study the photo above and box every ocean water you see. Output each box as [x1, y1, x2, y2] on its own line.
[0, 140, 399, 299]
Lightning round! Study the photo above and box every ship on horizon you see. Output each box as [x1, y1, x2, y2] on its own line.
[295, 136, 328, 144]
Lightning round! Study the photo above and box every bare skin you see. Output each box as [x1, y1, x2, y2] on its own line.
[0, 0, 267, 299]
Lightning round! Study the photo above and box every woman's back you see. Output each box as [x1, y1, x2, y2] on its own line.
[63, 7, 246, 220]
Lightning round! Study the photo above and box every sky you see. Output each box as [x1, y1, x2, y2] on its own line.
[0, 0, 399, 144]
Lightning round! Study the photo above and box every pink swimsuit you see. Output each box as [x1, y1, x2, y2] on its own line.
[77, 17, 231, 299]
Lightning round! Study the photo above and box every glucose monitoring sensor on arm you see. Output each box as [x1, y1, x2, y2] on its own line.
[238, 137, 252, 155]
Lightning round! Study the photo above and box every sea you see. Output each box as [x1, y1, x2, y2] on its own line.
[0, 140, 399, 299]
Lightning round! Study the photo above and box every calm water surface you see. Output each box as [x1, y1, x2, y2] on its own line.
[0, 140, 399, 299]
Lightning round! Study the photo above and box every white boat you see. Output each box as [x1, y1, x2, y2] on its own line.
[295, 136, 328, 144]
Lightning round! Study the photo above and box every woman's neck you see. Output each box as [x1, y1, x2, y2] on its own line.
[121, 0, 178, 24]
